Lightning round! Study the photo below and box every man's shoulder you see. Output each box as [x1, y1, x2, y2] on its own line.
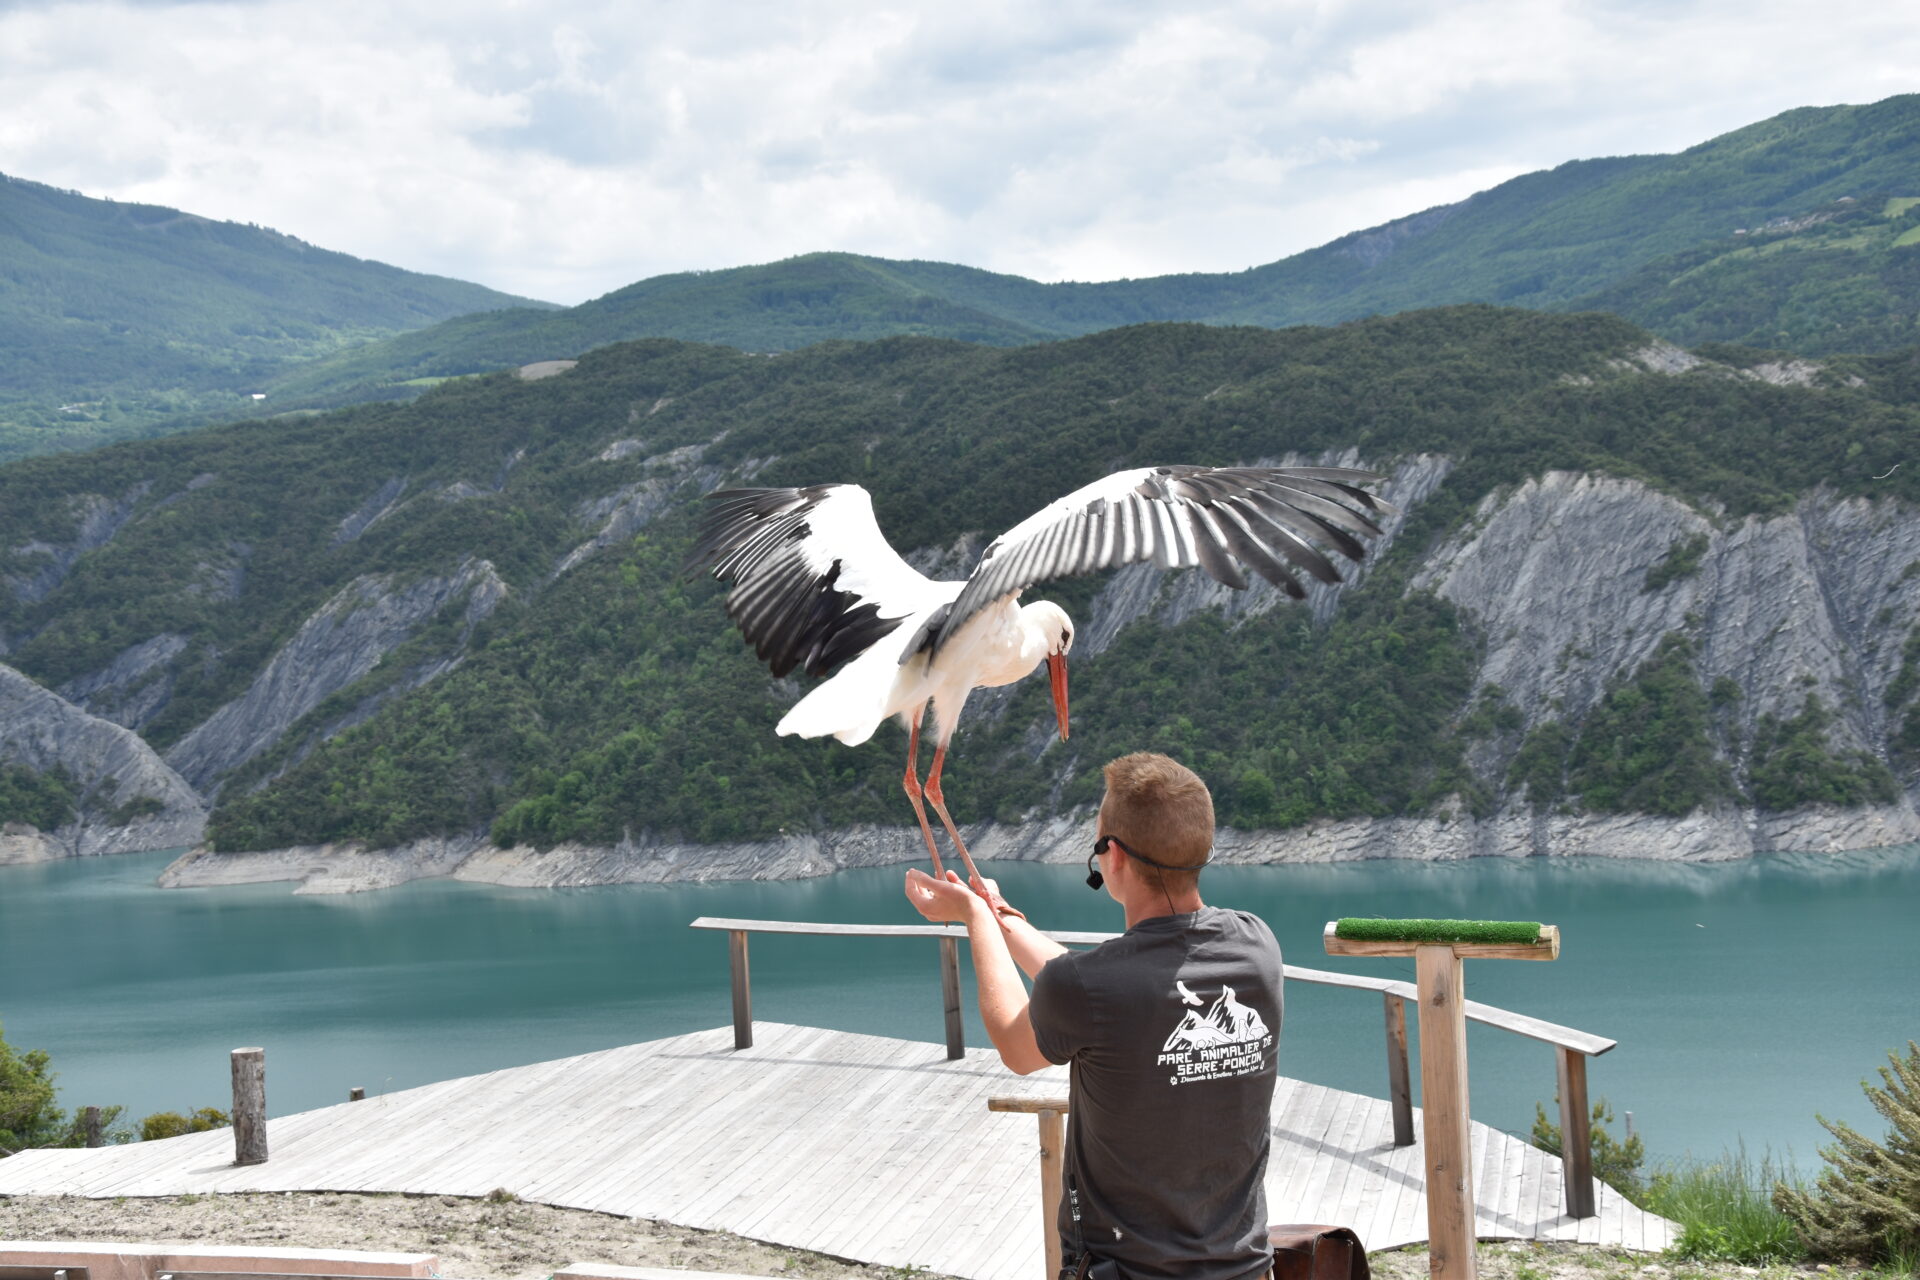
[1073, 907, 1280, 968]
[1195, 905, 1281, 954]
[1214, 905, 1280, 945]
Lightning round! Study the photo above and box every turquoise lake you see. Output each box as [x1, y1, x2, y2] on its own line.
[2, 845, 1916, 1171]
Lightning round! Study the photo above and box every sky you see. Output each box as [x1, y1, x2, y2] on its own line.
[2, 1, 1917, 306]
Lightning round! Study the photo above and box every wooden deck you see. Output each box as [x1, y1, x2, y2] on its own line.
[0, 1024, 1671, 1280]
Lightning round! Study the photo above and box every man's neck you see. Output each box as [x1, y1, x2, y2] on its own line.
[1124, 894, 1205, 930]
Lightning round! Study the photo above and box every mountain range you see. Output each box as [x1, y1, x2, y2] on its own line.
[6, 96, 1920, 460]
[268, 95, 1920, 405]
[3, 95, 1919, 881]
[0, 174, 550, 461]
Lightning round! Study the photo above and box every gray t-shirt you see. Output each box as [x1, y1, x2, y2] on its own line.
[1029, 905, 1283, 1280]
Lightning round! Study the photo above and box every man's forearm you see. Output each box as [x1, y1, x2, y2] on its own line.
[962, 899, 1050, 1073]
[998, 913, 1068, 980]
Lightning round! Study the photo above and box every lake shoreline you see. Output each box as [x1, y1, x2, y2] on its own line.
[150, 795, 1920, 894]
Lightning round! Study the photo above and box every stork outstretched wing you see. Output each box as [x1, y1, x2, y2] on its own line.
[688, 485, 957, 679]
[930, 465, 1394, 653]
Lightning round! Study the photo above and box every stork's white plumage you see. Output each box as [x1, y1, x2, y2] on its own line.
[688, 464, 1394, 880]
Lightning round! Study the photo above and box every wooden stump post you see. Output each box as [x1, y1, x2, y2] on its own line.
[82, 1106, 102, 1148]
[1326, 923, 1562, 1280]
[349, 1086, 365, 1102]
[991, 1096, 1070, 1280]
[230, 1046, 268, 1166]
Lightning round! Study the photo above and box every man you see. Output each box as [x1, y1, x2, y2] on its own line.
[905, 752, 1282, 1280]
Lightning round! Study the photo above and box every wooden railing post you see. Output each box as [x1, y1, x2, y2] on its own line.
[349, 1086, 365, 1102]
[1556, 1045, 1596, 1219]
[939, 936, 965, 1060]
[1383, 993, 1413, 1147]
[990, 1096, 1070, 1280]
[729, 930, 753, 1050]
[82, 1105, 102, 1148]
[230, 1046, 268, 1166]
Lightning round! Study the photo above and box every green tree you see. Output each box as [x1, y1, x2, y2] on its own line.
[0, 1019, 64, 1155]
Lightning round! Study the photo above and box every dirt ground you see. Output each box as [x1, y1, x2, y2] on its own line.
[0, 1191, 1862, 1280]
[0, 1191, 918, 1278]
[1372, 1240, 1858, 1280]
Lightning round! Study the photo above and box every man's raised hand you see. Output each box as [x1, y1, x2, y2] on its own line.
[904, 867, 986, 923]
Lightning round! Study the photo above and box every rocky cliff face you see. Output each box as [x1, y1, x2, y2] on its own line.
[4, 484, 150, 611]
[0, 661, 206, 862]
[145, 459, 1920, 896]
[9, 437, 1918, 881]
[164, 558, 509, 793]
[2, 549, 512, 857]
[1413, 474, 1920, 776]
[55, 632, 188, 731]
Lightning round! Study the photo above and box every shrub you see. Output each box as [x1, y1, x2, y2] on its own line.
[1530, 1094, 1646, 1194]
[1644, 531, 1711, 592]
[140, 1107, 231, 1142]
[1773, 1041, 1920, 1265]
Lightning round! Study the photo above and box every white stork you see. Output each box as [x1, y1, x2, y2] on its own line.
[687, 464, 1394, 882]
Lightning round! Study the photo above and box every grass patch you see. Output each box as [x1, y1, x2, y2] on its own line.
[1335, 918, 1543, 945]
[1886, 198, 1920, 219]
[1639, 1146, 1805, 1265]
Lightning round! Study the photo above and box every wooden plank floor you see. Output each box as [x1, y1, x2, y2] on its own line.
[0, 1024, 1671, 1279]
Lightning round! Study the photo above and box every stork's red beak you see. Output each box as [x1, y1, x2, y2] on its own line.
[1047, 652, 1070, 740]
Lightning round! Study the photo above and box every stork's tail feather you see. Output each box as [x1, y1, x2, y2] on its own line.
[775, 646, 901, 744]
[775, 697, 884, 746]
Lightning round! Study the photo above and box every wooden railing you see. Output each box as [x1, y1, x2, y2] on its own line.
[689, 916, 1616, 1218]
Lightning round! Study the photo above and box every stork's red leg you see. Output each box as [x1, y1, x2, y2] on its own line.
[901, 710, 945, 877]
[925, 745, 983, 886]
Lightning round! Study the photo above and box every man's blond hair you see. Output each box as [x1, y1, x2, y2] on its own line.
[1098, 752, 1214, 888]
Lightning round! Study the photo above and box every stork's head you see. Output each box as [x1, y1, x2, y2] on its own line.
[1024, 601, 1074, 741]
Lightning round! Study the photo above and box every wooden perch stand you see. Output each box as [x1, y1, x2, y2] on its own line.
[1323, 922, 1561, 1280]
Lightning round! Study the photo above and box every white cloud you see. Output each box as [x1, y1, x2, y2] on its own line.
[1, 0, 1916, 304]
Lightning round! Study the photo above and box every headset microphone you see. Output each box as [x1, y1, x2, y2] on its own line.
[1087, 835, 1212, 893]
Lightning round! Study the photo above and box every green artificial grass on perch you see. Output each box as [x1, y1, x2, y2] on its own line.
[1333, 918, 1545, 946]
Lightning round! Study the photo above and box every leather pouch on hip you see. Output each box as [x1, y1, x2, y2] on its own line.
[1268, 1224, 1370, 1280]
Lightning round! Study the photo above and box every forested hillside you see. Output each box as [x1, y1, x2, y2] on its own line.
[268, 96, 1920, 407]
[3, 309, 1915, 865]
[0, 175, 550, 462]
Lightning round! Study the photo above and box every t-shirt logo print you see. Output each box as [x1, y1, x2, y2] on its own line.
[1158, 982, 1274, 1086]
[1163, 983, 1270, 1050]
